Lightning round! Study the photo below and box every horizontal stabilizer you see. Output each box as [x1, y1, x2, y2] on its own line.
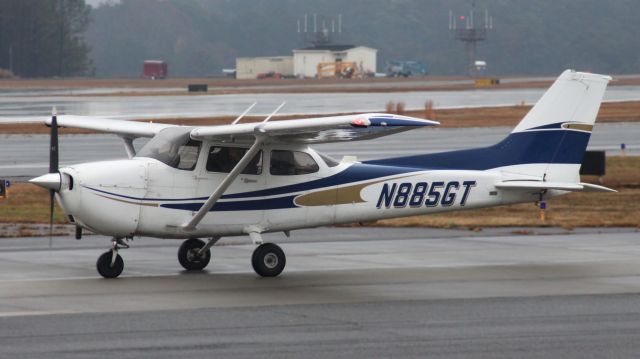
[495, 181, 616, 192]
[580, 183, 617, 192]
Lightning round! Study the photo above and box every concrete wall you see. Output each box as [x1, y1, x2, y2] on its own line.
[345, 47, 377, 74]
[235, 56, 293, 79]
[293, 51, 332, 78]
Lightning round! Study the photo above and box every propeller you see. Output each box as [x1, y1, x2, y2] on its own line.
[48, 108, 59, 248]
[29, 108, 62, 248]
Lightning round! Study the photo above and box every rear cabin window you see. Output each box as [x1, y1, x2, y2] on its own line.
[270, 150, 319, 175]
[206, 146, 263, 175]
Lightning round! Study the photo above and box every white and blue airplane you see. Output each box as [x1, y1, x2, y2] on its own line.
[30, 70, 614, 278]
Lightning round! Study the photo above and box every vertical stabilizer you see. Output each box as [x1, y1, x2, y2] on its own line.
[512, 70, 611, 133]
[366, 70, 612, 184]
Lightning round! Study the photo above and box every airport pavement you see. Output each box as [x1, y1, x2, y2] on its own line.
[2, 122, 637, 180]
[4, 74, 640, 98]
[1, 85, 640, 123]
[0, 227, 639, 358]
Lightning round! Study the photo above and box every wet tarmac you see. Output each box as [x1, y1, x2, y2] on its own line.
[0, 227, 639, 358]
[2, 85, 640, 123]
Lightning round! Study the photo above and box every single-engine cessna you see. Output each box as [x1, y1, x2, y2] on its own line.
[30, 70, 615, 278]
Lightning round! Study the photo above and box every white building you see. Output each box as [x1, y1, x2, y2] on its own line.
[292, 45, 377, 78]
[235, 56, 294, 80]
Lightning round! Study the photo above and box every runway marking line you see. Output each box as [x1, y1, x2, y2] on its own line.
[0, 310, 77, 317]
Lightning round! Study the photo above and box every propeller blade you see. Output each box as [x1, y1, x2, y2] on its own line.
[49, 189, 54, 249]
[50, 111, 58, 173]
[48, 108, 58, 249]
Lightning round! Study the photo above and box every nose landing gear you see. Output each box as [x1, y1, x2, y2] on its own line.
[96, 238, 128, 278]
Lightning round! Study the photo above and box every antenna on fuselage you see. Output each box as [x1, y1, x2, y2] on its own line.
[232, 102, 257, 125]
[263, 101, 286, 123]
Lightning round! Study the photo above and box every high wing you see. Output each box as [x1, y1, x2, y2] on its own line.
[44, 113, 438, 143]
[45, 115, 175, 138]
[190, 113, 439, 143]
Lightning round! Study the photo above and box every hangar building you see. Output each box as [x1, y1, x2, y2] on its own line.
[292, 45, 377, 78]
[235, 56, 294, 80]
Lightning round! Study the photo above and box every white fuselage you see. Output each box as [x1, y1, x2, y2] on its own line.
[55, 141, 553, 239]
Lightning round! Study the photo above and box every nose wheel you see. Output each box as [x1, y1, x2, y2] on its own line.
[252, 243, 286, 277]
[96, 237, 129, 278]
[96, 250, 124, 278]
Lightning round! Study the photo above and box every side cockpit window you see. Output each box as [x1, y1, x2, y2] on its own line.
[136, 128, 201, 171]
[175, 140, 201, 170]
[206, 146, 263, 175]
[270, 150, 319, 175]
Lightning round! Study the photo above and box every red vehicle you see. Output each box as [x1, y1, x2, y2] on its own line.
[256, 71, 281, 80]
[143, 60, 168, 79]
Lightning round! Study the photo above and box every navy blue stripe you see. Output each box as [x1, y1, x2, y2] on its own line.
[83, 185, 207, 201]
[528, 122, 565, 130]
[160, 195, 297, 211]
[369, 117, 433, 126]
[365, 130, 590, 170]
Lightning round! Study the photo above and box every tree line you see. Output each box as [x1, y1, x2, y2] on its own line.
[0, 0, 92, 78]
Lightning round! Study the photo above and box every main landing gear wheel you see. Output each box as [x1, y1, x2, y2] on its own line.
[252, 243, 286, 277]
[178, 238, 211, 271]
[96, 250, 124, 278]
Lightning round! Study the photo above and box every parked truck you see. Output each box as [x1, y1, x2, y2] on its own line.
[143, 60, 168, 79]
[386, 60, 427, 78]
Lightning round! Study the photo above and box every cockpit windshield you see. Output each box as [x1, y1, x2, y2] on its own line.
[136, 127, 202, 170]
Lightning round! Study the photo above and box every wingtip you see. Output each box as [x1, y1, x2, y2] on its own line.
[381, 113, 440, 126]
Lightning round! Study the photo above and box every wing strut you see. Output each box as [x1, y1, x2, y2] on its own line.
[182, 136, 265, 230]
[120, 136, 136, 158]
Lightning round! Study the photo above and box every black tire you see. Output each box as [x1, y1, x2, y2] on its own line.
[96, 251, 124, 278]
[251, 243, 286, 277]
[178, 238, 211, 271]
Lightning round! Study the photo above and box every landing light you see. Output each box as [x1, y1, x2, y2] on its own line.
[351, 118, 368, 127]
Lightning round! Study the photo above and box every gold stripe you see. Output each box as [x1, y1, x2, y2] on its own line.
[295, 175, 413, 207]
[562, 123, 593, 131]
[95, 193, 159, 207]
[294, 182, 370, 206]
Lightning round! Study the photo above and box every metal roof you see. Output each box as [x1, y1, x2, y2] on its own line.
[296, 44, 357, 51]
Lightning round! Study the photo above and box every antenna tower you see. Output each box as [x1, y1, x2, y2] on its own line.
[449, 0, 493, 76]
[297, 14, 342, 47]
